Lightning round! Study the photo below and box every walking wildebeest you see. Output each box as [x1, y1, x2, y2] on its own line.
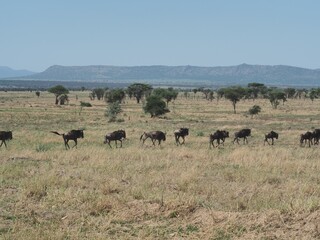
[312, 129, 320, 145]
[50, 130, 84, 149]
[233, 128, 251, 144]
[264, 131, 279, 145]
[104, 130, 126, 148]
[0, 131, 13, 148]
[174, 128, 189, 145]
[300, 131, 313, 147]
[140, 131, 166, 146]
[209, 130, 229, 148]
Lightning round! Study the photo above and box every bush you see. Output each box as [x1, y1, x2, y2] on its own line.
[105, 101, 122, 122]
[80, 101, 92, 107]
[249, 105, 261, 118]
[143, 95, 169, 117]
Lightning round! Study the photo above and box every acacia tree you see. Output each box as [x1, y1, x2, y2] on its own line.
[105, 88, 126, 103]
[93, 88, 106, 100]
[152, 88, 179, 106]
[143, 95, 169, 117]
[127, 83, 152, 103]
[268, 89, 286, 109]
[48, 85, 69, 105]
[247, 83, 267, 100]
[224, 87, 246, 113]
[249, 105, 261, 118]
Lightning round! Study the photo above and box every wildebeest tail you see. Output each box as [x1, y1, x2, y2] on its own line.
[50, 131, 62, 136]
[140, 132, 146, 141]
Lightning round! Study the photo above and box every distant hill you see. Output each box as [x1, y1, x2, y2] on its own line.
[6, 64, 320, 87]
[0, 66, 35, 78]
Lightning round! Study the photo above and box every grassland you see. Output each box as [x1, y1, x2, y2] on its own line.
[1, 90, 320, 239]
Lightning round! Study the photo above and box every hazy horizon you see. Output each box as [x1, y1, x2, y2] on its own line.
[1, 0, 320, 72]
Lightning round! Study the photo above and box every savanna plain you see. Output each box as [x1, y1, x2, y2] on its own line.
[1, 90, 320, 240]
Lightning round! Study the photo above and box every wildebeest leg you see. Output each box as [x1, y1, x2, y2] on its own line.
[107, 140, 112, 148]
[181, 136, 185, 145]
[119, 139, 123, 148]
[72, 139, 78, 148]
[175, 135, 179, 145]
[271, 138, 274, 145]
[64, 139, 70, 149]
[158, 139, 161, 145]
[142, 135, 148, 145]
[0, 140, 7, 148]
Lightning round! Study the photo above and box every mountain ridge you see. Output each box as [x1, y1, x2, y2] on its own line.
[0, 66, 36, 78]
[3, 64, 320, 87]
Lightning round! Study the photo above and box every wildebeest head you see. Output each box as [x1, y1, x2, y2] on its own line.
[1, 131, 12, 140]
[181, 128, 189, 136]
[222, 130, 229, 138]
[7, 131, 13, 140]
[118, 129, 126, 139]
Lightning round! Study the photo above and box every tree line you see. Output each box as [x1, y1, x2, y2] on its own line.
[47, 82, 320, 120]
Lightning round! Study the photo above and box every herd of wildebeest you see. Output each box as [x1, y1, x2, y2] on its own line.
[0, 127, 320, 150]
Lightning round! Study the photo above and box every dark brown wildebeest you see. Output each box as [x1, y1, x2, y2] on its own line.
[300, 131, 313, 147]
[140, 131, 166, 146]
[50, 130, 84, 149]
[233, 128, 251, 144]
[209, 130, 229, 148]
[312, 129, 320, 145]
[174, 128, 189, 145]
[264, 131, 279, 145]
[0, 131, 13, 148]
[104, 130, 126, 148]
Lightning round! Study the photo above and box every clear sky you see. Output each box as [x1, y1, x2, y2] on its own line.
[1, 0, 320, 72]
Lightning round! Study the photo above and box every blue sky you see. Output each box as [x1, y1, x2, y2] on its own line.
[1, 0, 320, 72]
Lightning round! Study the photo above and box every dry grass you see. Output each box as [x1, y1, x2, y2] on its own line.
[1, 91, 320, 239]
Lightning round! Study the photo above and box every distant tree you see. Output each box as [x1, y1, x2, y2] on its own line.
[48, 85, 69, 105]
[284, 88, 296, 99]
[247, 83, 267, 100]
[153, 88, 179, 106]
[105, 101, 122, 122]
[201, 89, 212, 100]
[58, 94, 69, 105]
[216, 88, 226, 101]
[224, 87, 247, 113]
[89, 91, 96, 100]
[208, 90, 214, 101]
[81, 86, 86, 92]
[143, 95, 169, 117]
[268, 89, 286, 109]
[127, 83, 153, 103]
[93, 88, 106, 100]
[308, 88, 320, 102]
[105, 88, 126, 103]
[249, 105, 261, 118]
[35, 91, 40, 98]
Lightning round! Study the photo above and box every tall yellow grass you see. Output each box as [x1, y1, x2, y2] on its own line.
[1, 90, 320, 239]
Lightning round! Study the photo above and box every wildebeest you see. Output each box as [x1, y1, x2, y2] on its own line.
[300, 131, 313, 147]
[50, 130, 84, 149]
[0, 131, 13, 148]
[209, 130, 229, 148]
[312, 129, 320, 145]
[174, 128, 189, 145]
[104, 130, 126, 148]
[264, 131, 279, 145]
[140, 131, 166, 146]
[233, 128, 251, 144]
